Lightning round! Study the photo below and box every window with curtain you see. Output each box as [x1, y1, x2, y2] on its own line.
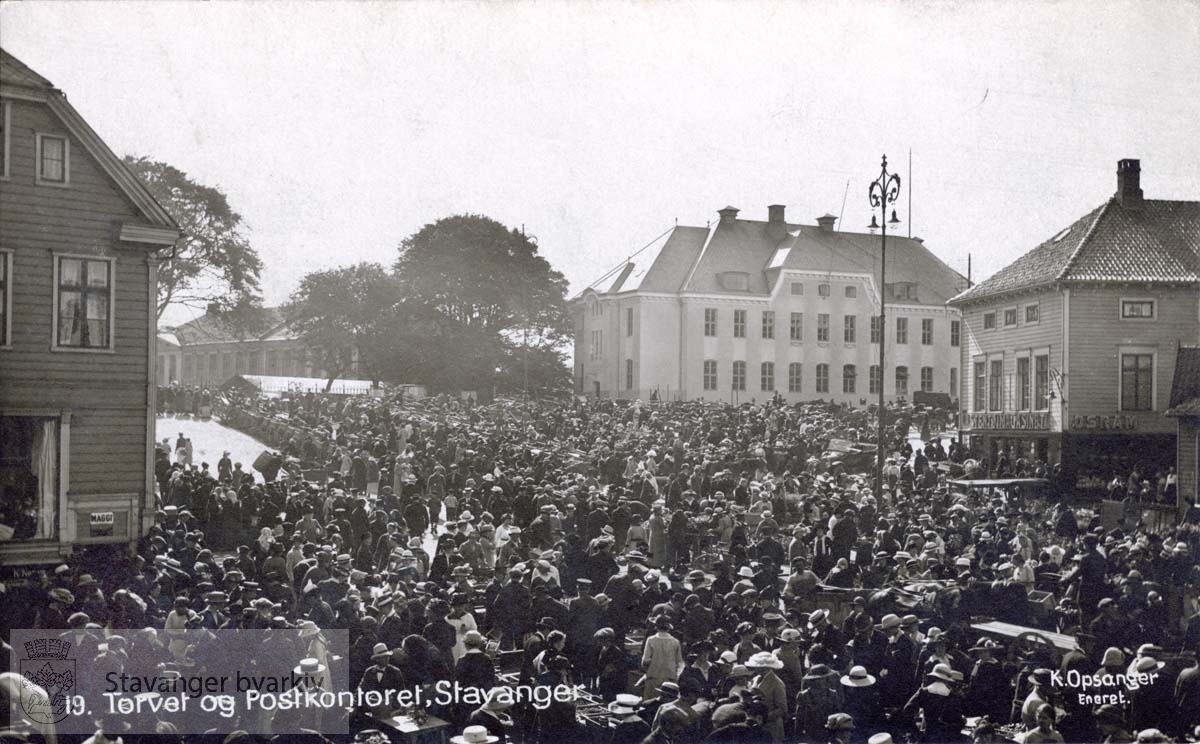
[731, 361, 746, 391]
[1121, 354, 1153, 411]
[843, 364, 856, 393]
[816, 364, 829, 393]
[760, 362, 775, 391]
[0, 417, 57, 541]
[788, 363, 802, 392]
[56, 256, 111, 348]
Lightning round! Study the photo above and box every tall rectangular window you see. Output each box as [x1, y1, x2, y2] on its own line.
[896, 366, 909, 398]
[0, 250, 10, 346]
[920, 366, 933, 392]
[1004, 308, 1018, 326]
[843, 315, 856, 343]
[788, 363, 802, 393]
[815, 363, 829, 393]
[983, 312, 996, 330]
[626, 307, 633, 336]
[761, 311, 775, 339]
[921, 318, 933, 345]
[0, 101, 10, 179]
[1016, 357, 1031, 410]
[1025, 304, 1039, 323]
[732, 361, 746, 391]
[818, 283, 831, 297]
[950, 320, 960, 347]
[950, 367, 958, 399]
[869, 365, 881, 394]
[870, 316, 881, 344]
[817, 313, 829, 342]
[55, 256, 112, 349]
[896, 317, 908, 344]
[623, 359, 632, 389]
[1121, 354, 1153, 411]
[703, 360, 718, 391]
[733, 309, 746, 338]
[760, 362, 775, 391]
[37, 133, 69, 184]
[843, 364, 856, 394]
[210, 352, 220, 380]
[974, 361, 986, 411]
[1035, 355, 1049, 410]
[790, 312, 803, 341]
[0, 416, 61, 541]
[988, 359, 1003, 411]
[704, 308, 717, 337]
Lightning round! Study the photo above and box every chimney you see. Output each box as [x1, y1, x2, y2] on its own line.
[766, 204, 787, 241]
[717, 206, 740, 225]
[815, 213, 837, 232]
[1117, 158, 1143, 210]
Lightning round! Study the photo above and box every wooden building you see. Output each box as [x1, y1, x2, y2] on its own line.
[948, 159, 1199, 498]
[0, 49, 179, 564]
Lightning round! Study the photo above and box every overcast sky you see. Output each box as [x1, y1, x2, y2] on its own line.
[3, 1, 1198, 326]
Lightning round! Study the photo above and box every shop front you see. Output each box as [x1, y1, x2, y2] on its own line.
[959, 411, 1060, 468]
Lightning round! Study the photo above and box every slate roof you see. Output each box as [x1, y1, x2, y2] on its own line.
[951, 197, 1200, 305]
[172, 307, 292, 346]
[589, 215, 965, 304]
[1166, 346, 1200, 417]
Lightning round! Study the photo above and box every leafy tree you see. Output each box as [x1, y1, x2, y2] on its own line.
[124, 156, 263, 319]
[394, 215, 571, 393]
[285, 263, 401, 391]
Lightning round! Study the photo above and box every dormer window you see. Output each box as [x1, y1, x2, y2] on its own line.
[718, 271, 750, 292]
[886, 282, 918, 302]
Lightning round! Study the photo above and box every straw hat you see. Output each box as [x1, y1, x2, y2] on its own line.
[746, 651, 783, 670]
[840, 666, 877, 687]
[370, 643, 392, 661]
[294, 658, 326, 676]
[451, 725, 499, 744]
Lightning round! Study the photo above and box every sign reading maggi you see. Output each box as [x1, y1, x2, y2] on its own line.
[960, 412, 1051, 431]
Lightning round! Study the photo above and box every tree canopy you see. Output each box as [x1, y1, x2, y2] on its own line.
[124, 156, 262, 319]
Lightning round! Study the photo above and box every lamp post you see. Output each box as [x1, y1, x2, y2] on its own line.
[868, 155, 901, 500]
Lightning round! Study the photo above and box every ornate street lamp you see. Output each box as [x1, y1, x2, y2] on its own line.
[869, 155, 901, 499]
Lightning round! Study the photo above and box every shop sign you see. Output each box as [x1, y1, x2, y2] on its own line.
[1069, 414, 1138, 431]
[88, 511, 114, 538]
[960, 412, 1051, 431]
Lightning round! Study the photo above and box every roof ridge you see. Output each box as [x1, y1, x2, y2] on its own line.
[0, 47, 55, 89]
[1056, 198, 1112, 281]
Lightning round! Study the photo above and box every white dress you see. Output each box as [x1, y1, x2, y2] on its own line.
[446, 611, 478, 662]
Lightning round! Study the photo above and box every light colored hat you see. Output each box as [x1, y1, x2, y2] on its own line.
[294, 658, 326, 676]
[607, 693, 642, 715]
[840, 666, 877, 687]
[746, 651, 783, 670]
[298, 620, 322, 637]
[877, 614, 901, 630]
[927, 663, 955, 682]
[869, 735, 894, 744]
[826, 713, 855, 731]
[1134, 657, 1165, 674]
[370, 643, 392, 660]
[727, 664, 753, 679]
[1101, 647, 1125, 666]
[737, 566, 756, 578]
[451, 725, 499, 744]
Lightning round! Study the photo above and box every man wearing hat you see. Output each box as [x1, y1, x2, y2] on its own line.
[825, 712, 856, 744]
[357, 643, 405, 716]
[899, 663, 965, 742]
[964, 639, 1009, 722]
[879, 613, 916, 708]
[607, 693, 650, 744]
[467, 687, 516, 744]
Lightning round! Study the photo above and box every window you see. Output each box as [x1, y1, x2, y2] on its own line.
[733, 310, 746, 338]
[843, 315, 856, 343]
[790, 282, 804, 295]
[1016, 357, 1031, 410]
[845, 285, 857, 299]
[895, 317, 908, 344]
[815, 364, 829, 393]
[1121, 354, 1153, 411]
[0, 416, 61, 541]
[974, 362, 986, 411]
[950, 367, 958, 399]
[704, 308, 717, 337]
[870, 316, 881, 344]
[237, 351, 248, 374]
[895, 366, 909, 398]
[36, 133, 69, 185]
[1025, 304, 1039, 323]
[626, 359, 634, 389]
[983, 312, 996, 330]
[869, 365, 881, 394]
[1004, 308, 1018, 327]
[1121, 300, 1154, 319]
[732, 361, 746, 391]
[0, 250, 10, 347]
[843, 364, 856, 394]
[920, 366, 934, 392]
[761, 311, 775, 339]
[702, 360, 718, 391]
[817, 314, 829, 342]
[626, 307, 633, 337]
[818, 283, 831, 298]
[950, 320, 960, 347]
[761, 362, 775, 391]
[788, 363, 802, 393]
[988, 359, 1003, 411]
[183, 354, 194, 383]
[921, 318, 933, 345]
[1035, 355, 1049, 410]
[267, 350, 279, 375]
[210, 352, 219, 380]
[0, 100, 10, 179]
[54, 256, 113, 350]
[789, 312, 803, 341]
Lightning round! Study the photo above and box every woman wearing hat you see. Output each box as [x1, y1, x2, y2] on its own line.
[746, 651, 787, 742]
[899, 663, 966, 743]
[794, 664, 840, 740]
[641, 614, 683, 699]
[965, 639, 1009, 722]
[839, 665, 881, 730]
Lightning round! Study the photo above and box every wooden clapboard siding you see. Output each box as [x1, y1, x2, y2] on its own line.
[0, 94, 155, 502]
[1067, 286, 1197, 434]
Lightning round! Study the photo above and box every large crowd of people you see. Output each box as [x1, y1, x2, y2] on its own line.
[3, 387, 1200, 744]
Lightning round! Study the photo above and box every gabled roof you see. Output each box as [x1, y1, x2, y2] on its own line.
[0, 48, 179, 238]
[591, 226, 709, 295]
[172, 307, 293, 346]
[950, 197, 1200, 305]
[1166, 346, 1200, 417]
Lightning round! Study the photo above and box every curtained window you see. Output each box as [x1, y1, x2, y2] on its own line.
[0, 417, 58, 541]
